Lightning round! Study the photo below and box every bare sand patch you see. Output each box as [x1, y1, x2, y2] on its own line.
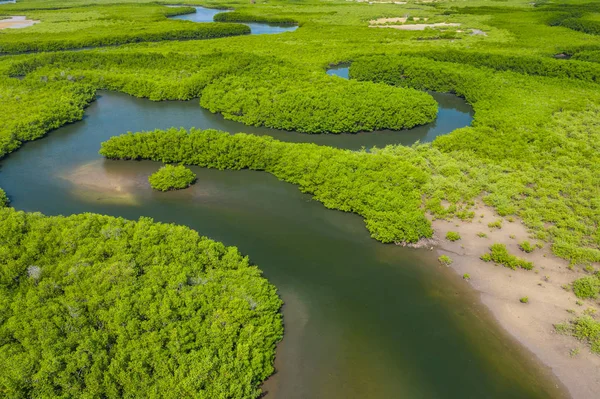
[369, 16, 408, 24]
[0, 16, 40, 29]
[370, 22, 460, 30]
[60, 160, 146, 205]
[430, 201, 600, 399]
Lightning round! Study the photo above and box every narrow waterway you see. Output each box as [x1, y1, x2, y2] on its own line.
[170, 6, 298, 35]
[0, 92, 565, 398]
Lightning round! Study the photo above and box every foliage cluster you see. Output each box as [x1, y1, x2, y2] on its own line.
[99, 128, 433, 243]
[213, 11, 297, 25]
[149, 164, 197, 191]
[445, 231, 461, 241]
[480, 243, 533, 270]
[438, 255, 453, 266]
[519, 240, 534, 253]
[0, 207, 282, 398]
[0, 188, 8, 207]
[0, 4, 249, 54]
[556, 316, 600, 354]
[572, 274, 600, 299]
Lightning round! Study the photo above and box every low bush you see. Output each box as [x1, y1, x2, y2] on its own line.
[148, 164, 196, 191]
[0, 188, 8, 207]
[439, 255, 453, 265]
[555, 316, 600, 354]
[0, 207, 283, 398]
[572, 274, 600, 299]
[445, 231, 461, 241]
[519, 240, 534, 253]
[480, 243, 534, 270]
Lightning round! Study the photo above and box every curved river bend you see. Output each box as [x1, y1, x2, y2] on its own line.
[0, 92, 565, 398]
[170, 6, 298, 35]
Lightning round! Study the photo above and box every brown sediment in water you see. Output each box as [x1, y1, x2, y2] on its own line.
[59, 159, 146, 205]
[0, 16, 40, 29]
[428, 201, 600, 399]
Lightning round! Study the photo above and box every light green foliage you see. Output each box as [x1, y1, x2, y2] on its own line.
[438, 255, 453, 266]
[572, 274, 600, 299]
[0, 77, 95, 158]
[477, 232, 488, 238]
[487, 220, 503, 230]
[148, 164, 196, 191]
[519, 240, 534, 253]
[0, 4, 249, 53]
[556, 316, 600, 354]
[463, 273, 470, 280]
[0, 188, 8, 207]
[100, 128, 432, 243]
[445, 231, 461, 241]
[520, 296, 529, 304]
[481, 243, 534, 270]
[0, 207, 283, 398]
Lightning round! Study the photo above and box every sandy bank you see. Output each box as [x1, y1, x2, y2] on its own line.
[370, 22, 460, 30]
[0, 16, 39, 29]
[59, 160, 145, 205]
[431, 202, 600, 399]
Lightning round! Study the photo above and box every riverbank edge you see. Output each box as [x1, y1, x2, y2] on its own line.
[426, 202, 600, 399]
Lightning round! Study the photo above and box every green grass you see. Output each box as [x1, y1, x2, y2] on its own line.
[572, 274, 600, 299]
[519, 240, 534, 253]
[555, 316, 600, 354]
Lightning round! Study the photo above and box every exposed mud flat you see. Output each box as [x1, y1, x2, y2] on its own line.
[370, 22, 460, 30]
[59, 160, 146, 205]
[0, 16, 40, 29]
[432, 202, 600, 399]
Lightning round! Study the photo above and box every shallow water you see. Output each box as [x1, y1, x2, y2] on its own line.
[170, 6, 298, 35]
[0, 91, 566, 398]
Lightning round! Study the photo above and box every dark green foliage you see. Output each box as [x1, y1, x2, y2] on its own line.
[480, 243, 534, 270]
[148, 164, 196, 191]
[445, 231, 461, 241]
[572, 274, 600, 299]
[0, 207, 283, 398]
[99, 128, 433, 243]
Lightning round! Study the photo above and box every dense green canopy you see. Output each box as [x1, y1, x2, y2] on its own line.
[0, 208, 283, 398]
[149, 164, 197, 191]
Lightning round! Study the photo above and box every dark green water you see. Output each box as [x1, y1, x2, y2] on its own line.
[0, 92, 565, 398]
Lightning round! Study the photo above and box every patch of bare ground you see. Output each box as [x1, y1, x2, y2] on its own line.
[431, 201, 600, 399]
[370, 22, 460, 30]
[0, 16, 40, 29]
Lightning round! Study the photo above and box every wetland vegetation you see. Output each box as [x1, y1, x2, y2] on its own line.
[1, 0, 600, 396]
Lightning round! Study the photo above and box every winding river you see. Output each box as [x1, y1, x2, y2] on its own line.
[0, 90, 565, 398]
[170, 6, 298, 35]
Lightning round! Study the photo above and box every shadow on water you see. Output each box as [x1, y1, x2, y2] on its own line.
[0, 92, 565, 399]
[169, 6, 298, 35]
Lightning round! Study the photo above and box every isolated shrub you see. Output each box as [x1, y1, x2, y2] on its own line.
[148, 164, 196, 191]
[520, 296, 529, 303]
[488, 219, 503, 229]
[572, 275, 600, 299]
[445, 231, 461, 241]
[480, 243, 533, 270]
[519, 240, 534, 253]
[438, 255, 453, 265]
